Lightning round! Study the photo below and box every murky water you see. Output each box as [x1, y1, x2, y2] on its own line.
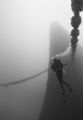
[0, 19, 70, 120]
[0, 1, 83, 120]
[0, 1, 49, 120]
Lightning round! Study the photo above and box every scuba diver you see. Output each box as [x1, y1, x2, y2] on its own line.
[50, 57, 73, 103]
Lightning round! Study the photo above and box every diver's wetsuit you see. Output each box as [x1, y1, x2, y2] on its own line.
[51, 58, 73, 95]
[54, 59, 65, 94]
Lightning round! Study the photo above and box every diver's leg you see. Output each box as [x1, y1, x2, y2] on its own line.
[56, 72, 65, 94]
[59, 81, 67, 104]
[62, 81, 73, 93]
[59, 81, 65, 94]
[56, 72, 67, 103]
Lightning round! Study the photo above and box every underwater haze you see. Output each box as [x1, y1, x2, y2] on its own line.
[0, 0, 83, 120]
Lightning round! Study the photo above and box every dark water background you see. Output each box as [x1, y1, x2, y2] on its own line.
[39, 23, 83, 120]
